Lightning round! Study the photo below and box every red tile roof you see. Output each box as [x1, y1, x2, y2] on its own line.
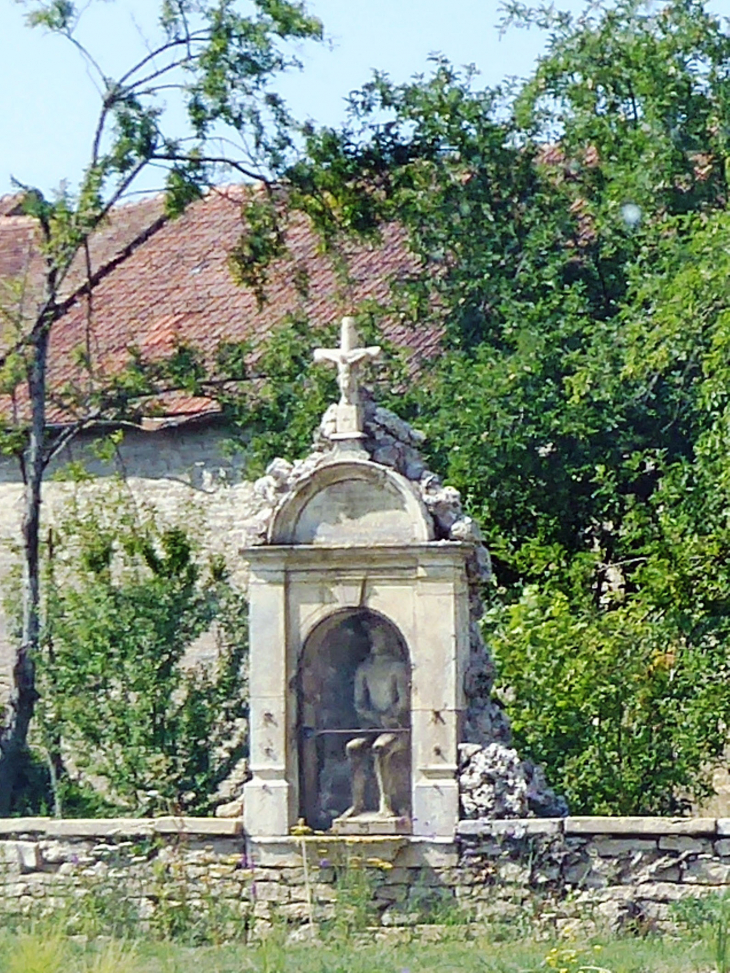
[0, 186, 441, 425]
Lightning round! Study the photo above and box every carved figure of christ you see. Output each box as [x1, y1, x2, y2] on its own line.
[341, 628, 409, 819]
[313, 317, 381, 408]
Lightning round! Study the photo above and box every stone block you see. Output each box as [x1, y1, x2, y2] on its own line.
[587, 856, 622, 881]
[591, 838, 657, 856]
[252, 900, 273, 920]
[332, 813, 410, 836]
[381, 866, 411, 885]
[716, 840, 730, 857]
[395, 839, 458, 868]
[411, 708, 458, 771]
[243, 778, 292, 838]
[473, 900, 522, 922]
[659, 835, 710, 854]
[375, 884, 408, 903]
[0, 818, 48, 836]
[278, 901, 312, 921]
[410, 622, 460, 711]
[45, 819, 154, 838]
[497, 862, 531, 884]
[532, 864, 561, 884]
[462, 839, 503, 857]
[565, 817, 716, 836]
[4, 882, 29, 898]
[280, 867, 306, 883]
[417, 923, 463, 942]
[593, 897, 632, 928]
[636, 863, 681, 884]
[564, 861, 600, 887]
[414, 778, 460, 838]
[682, 859, 730, 885]
[381, 907, 420, 926]
[635, 898, 670, 921]
[333, 836, 410, 866]
[428, 866, 463, 887]
[310, 883, 337, 903]
[0, 841, 40, 873]
[456, 818, 562, 838]
[248, 840, 303, 868]
[633, 881, 697, 901]
[252, 881, 289, 903]
[153, 817, 242, 836]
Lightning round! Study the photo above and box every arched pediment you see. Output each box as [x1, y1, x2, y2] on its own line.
[268, 459, 434, 546]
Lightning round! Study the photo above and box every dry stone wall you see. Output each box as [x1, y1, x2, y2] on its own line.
[2, 817, 730, 936]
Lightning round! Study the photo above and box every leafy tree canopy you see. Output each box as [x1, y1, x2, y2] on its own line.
[234, 0, 730, 812]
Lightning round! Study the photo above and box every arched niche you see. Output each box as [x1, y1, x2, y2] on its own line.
[269, 460, 434, 546]
[298, 608, 411, 831]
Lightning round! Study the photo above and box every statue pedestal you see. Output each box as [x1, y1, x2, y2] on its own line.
[331, 812, 412, 836]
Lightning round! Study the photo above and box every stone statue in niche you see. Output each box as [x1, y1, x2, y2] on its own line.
[298, 610, 411, 832]
[338, 626, 409, 821]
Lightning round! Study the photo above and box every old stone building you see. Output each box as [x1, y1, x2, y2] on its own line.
[0, 186, 438, 701]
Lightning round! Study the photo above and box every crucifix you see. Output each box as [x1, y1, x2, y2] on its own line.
[314, 317, 381, 443]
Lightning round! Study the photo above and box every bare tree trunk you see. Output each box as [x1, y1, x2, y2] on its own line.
[0, 326, 48, 815]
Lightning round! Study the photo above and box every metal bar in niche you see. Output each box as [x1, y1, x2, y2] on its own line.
[300, 727, 411, 738]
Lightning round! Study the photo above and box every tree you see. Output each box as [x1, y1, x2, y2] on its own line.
[35, 483, 248, 816]
[0, 0, 323, 813]
[239, 0, 730, 811]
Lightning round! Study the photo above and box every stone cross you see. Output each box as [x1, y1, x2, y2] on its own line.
[314, 317, 381, 440]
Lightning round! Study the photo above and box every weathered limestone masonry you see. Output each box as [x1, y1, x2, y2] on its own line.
[0, 421, 262, 700]
[2, 817, 730, 934]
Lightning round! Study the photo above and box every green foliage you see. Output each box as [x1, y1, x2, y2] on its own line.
[35, 484, 248, 815]
[489, 585, 730, 814]
[6, 749, 54, 817]
[1, 0, 324, 811]
[672, 891, 730, 973]
[228, 192, 288, 303]
[0, 922, 724, 973]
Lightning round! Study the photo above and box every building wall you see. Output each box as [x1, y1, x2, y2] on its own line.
[1, 817, 729, 935]
[0, 421, 263, 701]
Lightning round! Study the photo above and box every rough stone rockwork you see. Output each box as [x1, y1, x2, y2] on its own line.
[1, 817, 730, 936]
[243, 399, 565, 819]
[459, 744, 567, 820]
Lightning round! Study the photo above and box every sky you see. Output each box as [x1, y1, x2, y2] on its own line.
[1, 0, 729, 198]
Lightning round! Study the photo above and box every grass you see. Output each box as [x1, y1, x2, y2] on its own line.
[0, 925, 722, 973]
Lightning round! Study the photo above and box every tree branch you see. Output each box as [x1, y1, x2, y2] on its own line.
[150, 153, 269, 183]
[116, 33, 208, 88]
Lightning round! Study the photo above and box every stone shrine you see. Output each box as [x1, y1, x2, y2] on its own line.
[244, 319, 466, 838]
[243, 318, 564, 839]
